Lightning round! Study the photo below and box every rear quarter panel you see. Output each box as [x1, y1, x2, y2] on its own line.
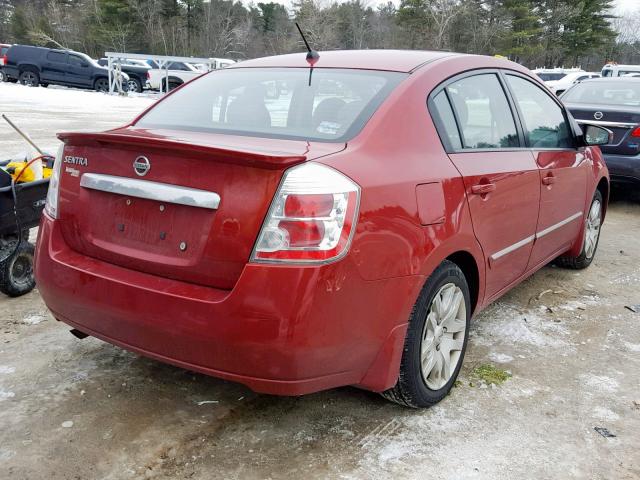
[318, 57, 496, 312]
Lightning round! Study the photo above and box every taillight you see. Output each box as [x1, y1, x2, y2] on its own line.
[251, 162, 360, 264]
[631, 126, 640, 137]
[1, 55, 7, 66]
[44, 143, 64, 219]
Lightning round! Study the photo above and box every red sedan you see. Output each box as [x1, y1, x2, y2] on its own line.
[35, 50, 610, 408]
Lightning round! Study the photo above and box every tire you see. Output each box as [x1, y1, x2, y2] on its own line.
[94, 77, 109, 92]
[163, 79, 181, 92]
[0, 241, 36, 297]
[19, 70, 40, 87]
[555, 190, 603, 270]
[127, 77, 142, 93]
[41, 83, 48, 88]
[382, 260, 471, 408]
[0, 70, 5, 82]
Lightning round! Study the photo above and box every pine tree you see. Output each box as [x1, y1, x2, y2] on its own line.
[562, 0, 616, 65]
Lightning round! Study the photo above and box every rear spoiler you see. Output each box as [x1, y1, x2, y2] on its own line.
[57, 131, 310, 170]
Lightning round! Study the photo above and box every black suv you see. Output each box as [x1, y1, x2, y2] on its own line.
[3, 45, 128, 92]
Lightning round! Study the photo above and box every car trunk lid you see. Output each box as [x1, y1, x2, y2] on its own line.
[566, 103, 640, 155]
[56, 127, 345, 290]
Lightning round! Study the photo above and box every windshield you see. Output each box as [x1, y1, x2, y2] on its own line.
[601, 69, 612, 77]
[537, 73, 567, 82]
[562, 81, 640, 106]
[136, 68, 406, 142]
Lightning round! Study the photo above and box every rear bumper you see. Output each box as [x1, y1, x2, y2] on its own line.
[35, 214, 420, 395]
[603, 153, 640, 184]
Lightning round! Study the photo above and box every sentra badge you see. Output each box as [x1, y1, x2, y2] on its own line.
[64, 155, 88, 166]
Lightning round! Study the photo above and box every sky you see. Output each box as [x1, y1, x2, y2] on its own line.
[616, 0, 640, 13]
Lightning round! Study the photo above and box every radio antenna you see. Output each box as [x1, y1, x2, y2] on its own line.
[295, 23, 319, 86]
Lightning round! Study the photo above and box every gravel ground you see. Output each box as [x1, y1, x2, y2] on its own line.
[1, 83, 639, 480]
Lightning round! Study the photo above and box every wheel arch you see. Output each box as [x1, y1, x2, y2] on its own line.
[596, 176, 609, 220]
[445, 250, 480, 316]
[165, 76, 184, 85]
[18, 63, 40, 74]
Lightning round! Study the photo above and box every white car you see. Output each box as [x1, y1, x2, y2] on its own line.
[532, 67, 584, 83]
[147, 62, 204, 92]
[601, 64, 640, 78]
[148, 58, 236, 92]
[545, 72, 601, 96]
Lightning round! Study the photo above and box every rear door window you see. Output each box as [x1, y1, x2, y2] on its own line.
[46, 51, 66, 63]
[69, 55, 87, 67]
[506, 74, 573, 149]
[431, 91, 462, 149]
[445, 73, 519, 149]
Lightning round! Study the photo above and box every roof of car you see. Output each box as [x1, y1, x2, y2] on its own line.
[231, 50, 463, 73]
[581, 77, 640, 83]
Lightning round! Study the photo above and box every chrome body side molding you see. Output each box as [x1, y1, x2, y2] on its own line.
[535, 212, 583, 239]
[490, 211, 583, 261]
[490, 235, 535, 261]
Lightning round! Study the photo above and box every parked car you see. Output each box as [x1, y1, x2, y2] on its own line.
[3, 45, 128, 92]
[601, 63, 640, 78]
[545, 71, 600, 96]
[562, 77, 640, 186]
[147, 61, 206, 91]
[35, 50, 609, 408]
[97, 57, 150, 93]
[0, 43, 11, 82]
[147, 58, 235, 91]
[532, 67, 584, 82]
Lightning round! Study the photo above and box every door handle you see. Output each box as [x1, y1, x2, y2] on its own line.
[542, 174, 556, 186]
[471, 183, 496, 195]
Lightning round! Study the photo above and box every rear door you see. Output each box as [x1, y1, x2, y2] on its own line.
[42, 50, 66, 83]
[430, 71, 541, 300]
[67, 54, 92, 87]
[504, 73, 588, 268]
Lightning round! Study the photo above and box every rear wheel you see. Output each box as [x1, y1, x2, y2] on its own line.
[94, 77, 109, 92]
[0, 241, 36, 297]
[19, 70, 40, 87]
[163, 79, 181, 92]
[127, 78, 142, 93]
[382, 260, 470, 408]
[0, 70, 6, 82]
[555, 190, 603, 270]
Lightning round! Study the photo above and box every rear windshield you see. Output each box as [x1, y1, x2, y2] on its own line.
[562, 81, 640, 106]
[136, 67, 406, 142]
[0, 46, 8, 56]
[537, 73, 566, 81]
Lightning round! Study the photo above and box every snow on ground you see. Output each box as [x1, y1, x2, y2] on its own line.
[0, 83, 156, 155]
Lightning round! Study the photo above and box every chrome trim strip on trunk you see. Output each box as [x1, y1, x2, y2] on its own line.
[490, 211, 583, 261]
[490, 235, 535, 261]
[80, 173, 221, 210]
[575, 119, 636, 129]
[535, 211, 583, 239]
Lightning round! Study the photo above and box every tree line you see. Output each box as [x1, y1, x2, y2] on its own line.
[0, 0, 639, 70]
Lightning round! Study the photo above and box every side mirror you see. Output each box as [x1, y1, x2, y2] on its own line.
[582, 124, 612, 146]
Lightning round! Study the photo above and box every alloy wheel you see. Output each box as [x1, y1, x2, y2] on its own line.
[420, 283, 467, 390]
[127, 79, 140, 93]
[584, 199, 601, 259]
[21, 72, 37, 87]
